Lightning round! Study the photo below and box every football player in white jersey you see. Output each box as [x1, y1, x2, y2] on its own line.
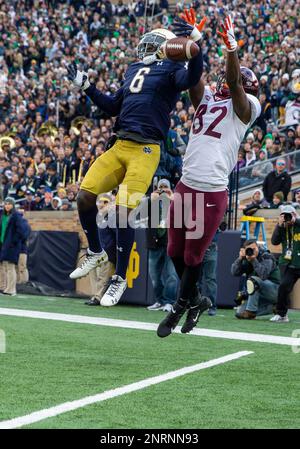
[158, 12, 261, 338]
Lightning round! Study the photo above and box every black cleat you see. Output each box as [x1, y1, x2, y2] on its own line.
[181, 296, 212, 334]
[84, 296, 101, 306]
[157, 302, 187, 338]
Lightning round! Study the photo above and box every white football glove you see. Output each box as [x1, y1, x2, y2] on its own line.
[217, 16, 238, 52]
[67, 62, 90, 90]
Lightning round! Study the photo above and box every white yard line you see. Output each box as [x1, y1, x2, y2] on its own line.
[0, 307, 299, 346]
[0, 351, 253, 429]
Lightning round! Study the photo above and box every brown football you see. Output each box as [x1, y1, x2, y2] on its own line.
[161, 37, 199, 61]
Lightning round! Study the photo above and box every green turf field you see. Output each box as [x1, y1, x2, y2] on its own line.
[0, 294, 300, 429]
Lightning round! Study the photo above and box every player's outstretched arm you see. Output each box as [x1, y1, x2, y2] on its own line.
[189, 78, 205, 110]
[217, 16, 251, 124]
[172, 8, 205, 101]
[67, 62, 123, 117]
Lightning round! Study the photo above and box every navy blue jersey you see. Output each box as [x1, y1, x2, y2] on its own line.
[85, 50, 203, 142]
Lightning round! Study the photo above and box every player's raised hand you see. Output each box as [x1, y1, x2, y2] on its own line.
[217, 16, 238, 52]
[172, 17, 195, 38]
[173, 7, 207, 42]
[67, 62, 91, 90]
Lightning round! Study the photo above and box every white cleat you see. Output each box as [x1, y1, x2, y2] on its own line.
[270, 314, 289, 323]
[69, 249, 108, 279]
[100, 275, 127, 307]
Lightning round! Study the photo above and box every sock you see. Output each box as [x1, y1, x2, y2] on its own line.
[179, 264, 202, 304]
[176, 297, 188, 309]
[115, 226, 135, 280]
[78, 203, 102, 253]
[171, 256, 185, 280]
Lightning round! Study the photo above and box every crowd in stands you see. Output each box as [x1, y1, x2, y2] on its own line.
[0, 0, 299, 211]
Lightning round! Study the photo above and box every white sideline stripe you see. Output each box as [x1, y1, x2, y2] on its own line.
[0, 307, 299, 347]
[0, 351, 253, 429]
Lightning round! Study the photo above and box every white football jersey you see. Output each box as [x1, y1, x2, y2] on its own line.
[181, 87, 261, 192]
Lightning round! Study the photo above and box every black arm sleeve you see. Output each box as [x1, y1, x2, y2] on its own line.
[171, 44, 203, 91]
[84, 84, 124, 117]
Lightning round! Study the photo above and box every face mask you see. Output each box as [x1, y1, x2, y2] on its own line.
[143, 54, 159, 65]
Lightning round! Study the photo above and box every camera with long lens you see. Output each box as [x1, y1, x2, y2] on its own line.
[245, 247, 254, 257]
[235, 290, 248, 306]
[283, 213, 292, 222]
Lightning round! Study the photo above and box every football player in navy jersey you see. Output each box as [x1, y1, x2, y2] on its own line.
[67, 11, 206, 307]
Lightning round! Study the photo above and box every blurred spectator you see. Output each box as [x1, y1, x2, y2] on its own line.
[254, 93, 271, 133]
[146, 179, 178, 312]
[286, 127, 297, 152]
[235, 151, 246, 171]
[239, 147, 257, 187]
[57, 187, 67, 201]
[22, 190, 36, 211]
[291, 188, 300, 209]
[155, 129, 186, 188]
[33, 191, 45, 210]
[278, 132, 288, 153]
[0, 197, 30, 296]
[251, 148, 273, 182]
[0, 0, 299, 208]
[67, 189, 77, 204]
[36, 163, 47, 187]
[3, 173, 25, 201]
[50, 197, 62, 211]
[239, 188, 267, 216]
[42, 191, 54, 210]
[45, 164, 59, 191]
[16, 208, 31, 285]
[24, 166, 40, 192]
[269, 191, 284, 209]
[60, 198, 72, 211]
[263, 158, 292, 203]
[284, 95, 300, 127]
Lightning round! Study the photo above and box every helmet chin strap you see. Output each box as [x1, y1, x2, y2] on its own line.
[142, 54, 159, 65]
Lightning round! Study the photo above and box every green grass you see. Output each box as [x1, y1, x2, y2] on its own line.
[0, 295, 300, 429]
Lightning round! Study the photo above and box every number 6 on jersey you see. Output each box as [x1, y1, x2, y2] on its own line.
[129, 68, 151, 93]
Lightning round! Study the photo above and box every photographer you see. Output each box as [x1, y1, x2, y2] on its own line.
[231, 239, 280, 319]
[146, 179, 178, 312]
[270, 205, 300, 323]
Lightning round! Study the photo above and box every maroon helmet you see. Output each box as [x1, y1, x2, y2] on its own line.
[215, 67, 259, 100]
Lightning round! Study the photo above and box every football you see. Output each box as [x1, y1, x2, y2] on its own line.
[160, 37, 200, 61]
